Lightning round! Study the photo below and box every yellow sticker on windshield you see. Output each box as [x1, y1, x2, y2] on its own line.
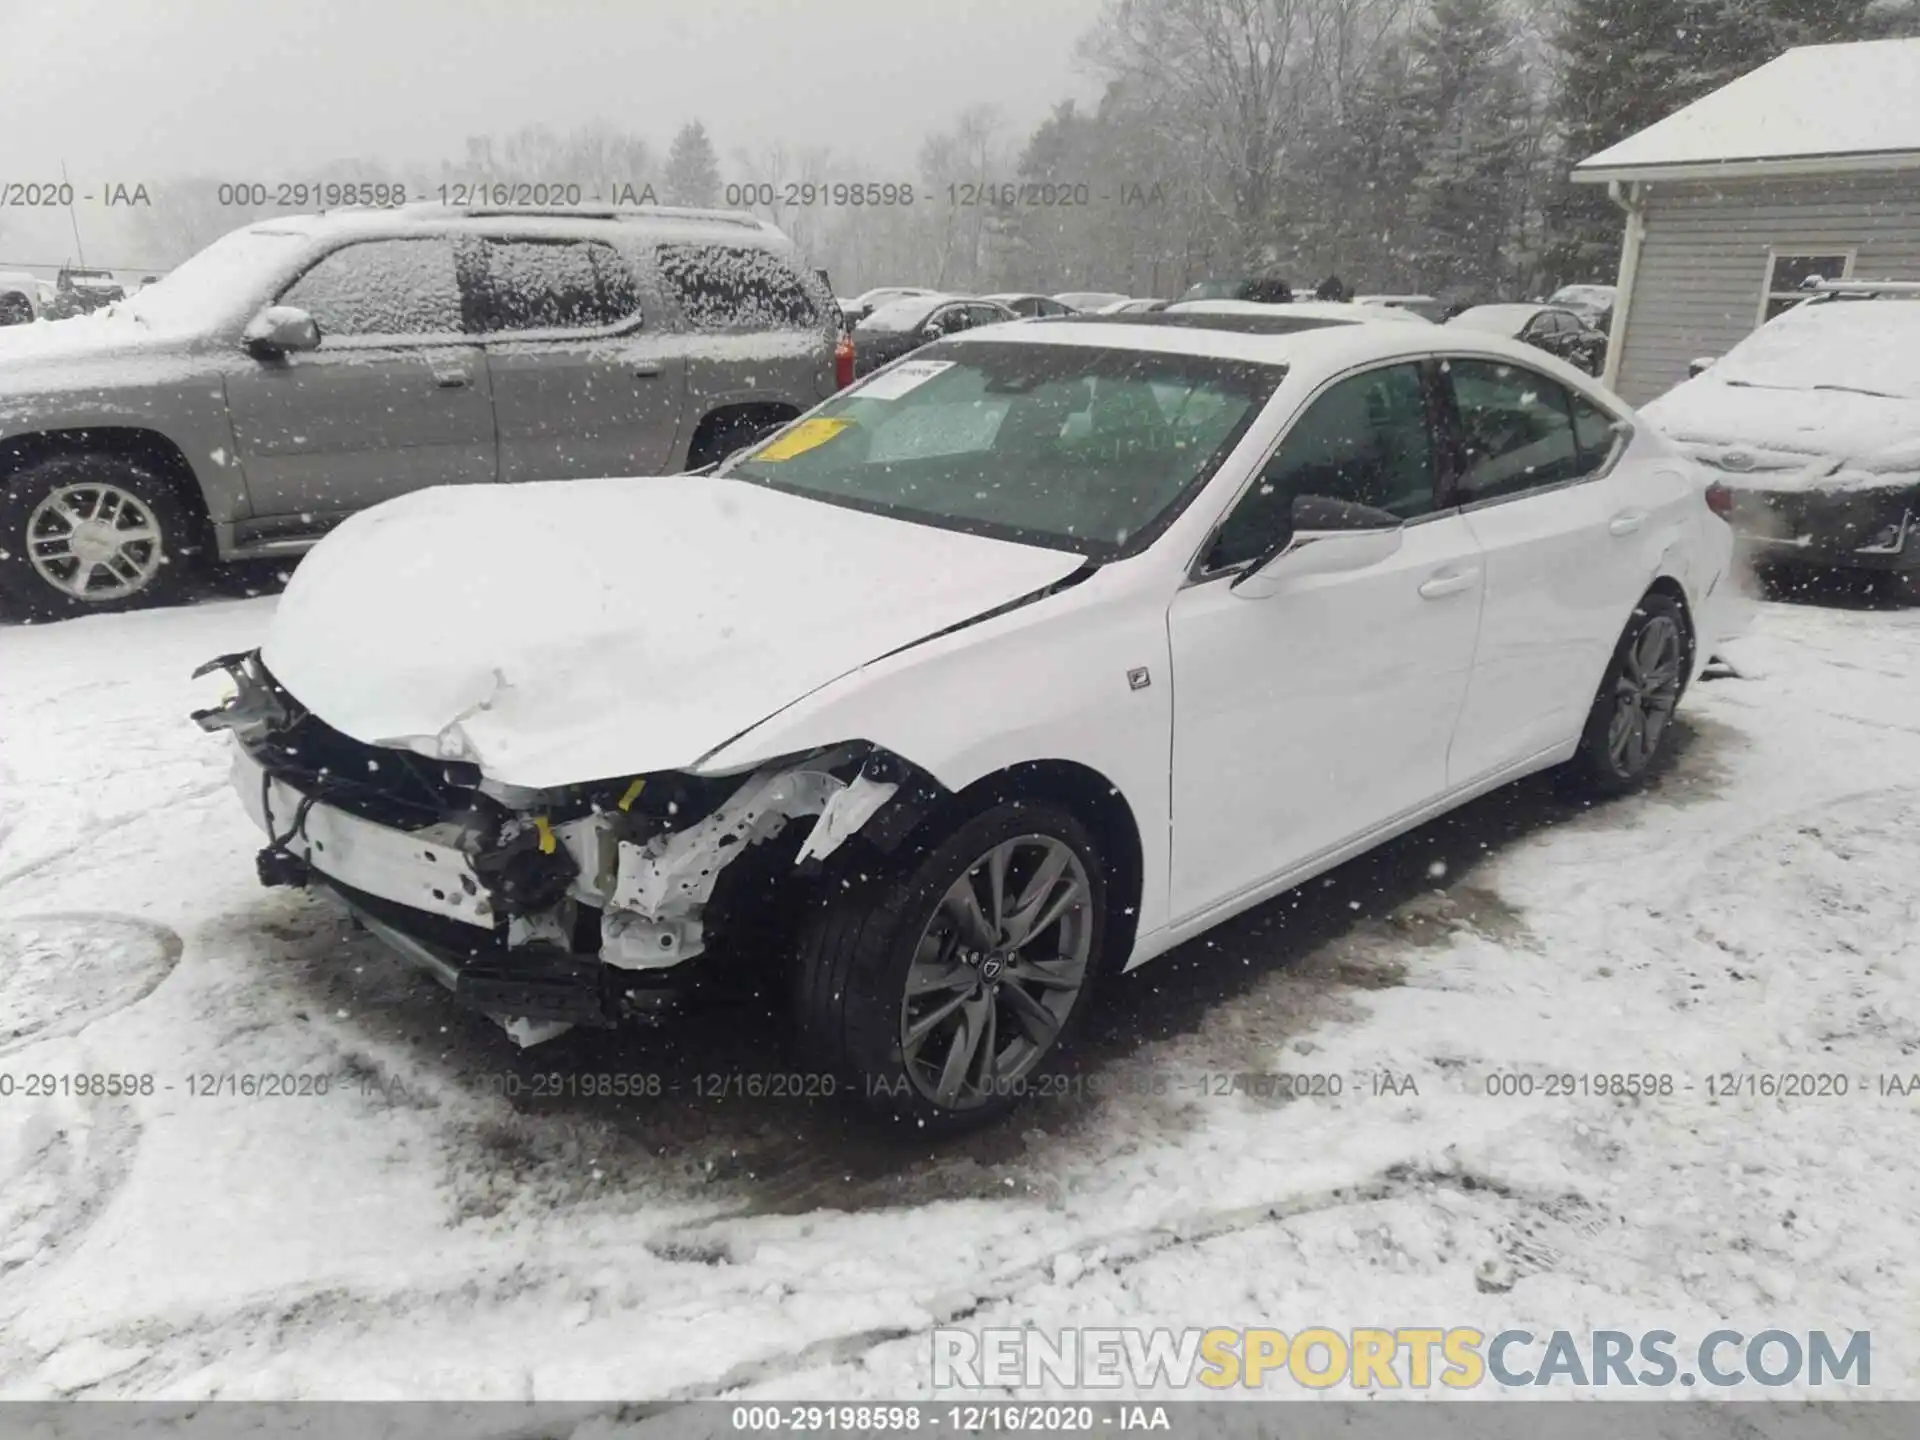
[754, 417, 853, 462]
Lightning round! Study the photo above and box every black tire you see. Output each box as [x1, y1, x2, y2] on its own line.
[684, 411, 790, 471]
[0, 452, 200, 620]
[791, 800, 1110, 1133]
[1562, 591, 1692, 798]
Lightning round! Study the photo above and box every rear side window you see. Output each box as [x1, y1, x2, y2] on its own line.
[468, 239, 640, 334]
[655, 244, 823, 332]
[1447, 359, 1603, 504]
[280, 238, 463, 338]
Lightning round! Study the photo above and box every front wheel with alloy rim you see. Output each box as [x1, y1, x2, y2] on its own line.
[0, 453, 197, 619]
[1564, 591, 1691, 797]
[792, 801, 1109, 1132]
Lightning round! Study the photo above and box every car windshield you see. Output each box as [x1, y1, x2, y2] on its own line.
[722, 339, 1284, 558]
[1713, 299, 1920, 400]
[120, 227, 310, 331]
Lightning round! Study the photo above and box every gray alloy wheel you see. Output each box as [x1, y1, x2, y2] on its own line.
[899, 834, 1094, 1111]
[25, 481, 167, 601]
[1606, 612, 1684, 777]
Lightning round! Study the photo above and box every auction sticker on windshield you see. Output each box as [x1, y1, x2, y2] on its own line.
[754, 417, 855, 461]
[856, 358, 955, 400]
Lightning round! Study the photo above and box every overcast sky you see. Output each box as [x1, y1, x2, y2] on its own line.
[0, 0, 1109, 180]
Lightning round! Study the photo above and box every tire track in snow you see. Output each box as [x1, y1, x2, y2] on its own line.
[0, 911, 184, 1057]
[0, 777, 230, 896]
[647, 1160, 1584, 1401]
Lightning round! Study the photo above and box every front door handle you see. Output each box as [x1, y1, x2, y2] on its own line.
[1418, 567, 1480, 599]
[632, 363, 662, 379]
[433, 371, 470, 389]
[1609, 509, 1649, 536]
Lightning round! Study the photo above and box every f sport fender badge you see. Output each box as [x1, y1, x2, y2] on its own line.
[1127, 667, 1151, 691]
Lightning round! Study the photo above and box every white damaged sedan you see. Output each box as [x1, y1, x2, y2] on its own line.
[195, 312, 1743, 1128]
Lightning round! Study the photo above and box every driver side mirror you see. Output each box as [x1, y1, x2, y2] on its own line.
[1688, 355, 1717, 377]
[244, 305, 321, 357]
[1231, 494, 1405, 600]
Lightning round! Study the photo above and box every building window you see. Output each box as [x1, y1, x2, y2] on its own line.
[1761, 251, 1853, 323]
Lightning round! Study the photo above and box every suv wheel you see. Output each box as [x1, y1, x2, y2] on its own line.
[793, 801, 1108, 1132]
[1563, 591, 1690, 797]
[685, 411, 790, 471]
[0, 453, 197, 620]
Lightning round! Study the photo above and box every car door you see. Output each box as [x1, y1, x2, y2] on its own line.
[224, 236, 496, 520]
[1440, 356, 1665, 784]
[471, 236, 685, 483]
[1166, 360, 1487, 921]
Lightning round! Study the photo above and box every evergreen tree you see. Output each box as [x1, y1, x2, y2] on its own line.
[1401, 0, 1532, 300]
[663, 121, 721, 208]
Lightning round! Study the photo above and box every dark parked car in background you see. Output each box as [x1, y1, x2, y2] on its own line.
[0, 272, 38, 327]
[42, 266, 126, 319]
[1174, 275, 1294, 305]
[1548, 283, 1617, 333]
[838, 286, 941, 328]
[851, 294, 1017, 376]
[1446, 303, 1607, 376]
[982, 292, 1079, 317]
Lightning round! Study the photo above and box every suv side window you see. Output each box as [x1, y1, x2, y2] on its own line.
[968, 304, 1010, 328]
[1446, 359, 1591, 505]
[280, 238, 463, 339]
[468, 238, 640, 334]
[1208, 362, 1435, 571]
[654, 244, 823, 332]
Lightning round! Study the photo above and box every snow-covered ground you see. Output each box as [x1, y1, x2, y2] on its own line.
[1, 584, 1916, 1404]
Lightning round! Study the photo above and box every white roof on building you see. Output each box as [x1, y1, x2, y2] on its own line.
[1575, 38, 1920, 181]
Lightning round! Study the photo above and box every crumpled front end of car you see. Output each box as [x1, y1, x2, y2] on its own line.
[191, 649, 931, 1045]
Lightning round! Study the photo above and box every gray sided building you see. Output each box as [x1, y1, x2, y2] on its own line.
[1574, 38, 1920, 407]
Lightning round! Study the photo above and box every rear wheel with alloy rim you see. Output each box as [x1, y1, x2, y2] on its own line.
[0, 453, 197, 619]
[792, 801, 1108, 1131]
[1565, 591, 1690, 797]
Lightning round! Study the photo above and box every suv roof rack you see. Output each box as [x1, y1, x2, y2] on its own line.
[1800, 277, 1920, 296]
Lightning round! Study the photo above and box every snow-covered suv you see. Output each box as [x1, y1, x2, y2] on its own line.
[0, 205, 838, 619]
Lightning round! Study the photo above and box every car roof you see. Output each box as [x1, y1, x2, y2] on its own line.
[1167, 298, 1431, 325]
[943, 313, 1581, 378]
[242, 203, 793, 250]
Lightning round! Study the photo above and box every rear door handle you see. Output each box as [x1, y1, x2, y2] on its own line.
[1609, 509, 1649, 536]
[1418, 567, 1480, 599]
[433, 371, 470, 389]
[632, 363, 662, 378]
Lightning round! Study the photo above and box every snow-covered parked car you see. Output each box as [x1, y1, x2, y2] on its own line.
[0, 204, 837, 619]
[1641, 282, 1920, 600]
[193, 318, 1741, 1129]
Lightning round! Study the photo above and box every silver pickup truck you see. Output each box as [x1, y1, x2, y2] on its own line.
[0, 203, 838, 618]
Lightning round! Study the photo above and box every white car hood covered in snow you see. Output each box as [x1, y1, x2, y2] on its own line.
[262, 476, 1088, 788]
[1643, 378, 1920, 490]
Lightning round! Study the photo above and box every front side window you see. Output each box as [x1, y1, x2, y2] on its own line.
[723, 340, 1283, 557]
[468, 239, 640, 334]
[279, 238, 463, 339]
[1762, 251, 1851, 324]
[1208, 363, 1436, 571]
[1446, 359, 1600, 504]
